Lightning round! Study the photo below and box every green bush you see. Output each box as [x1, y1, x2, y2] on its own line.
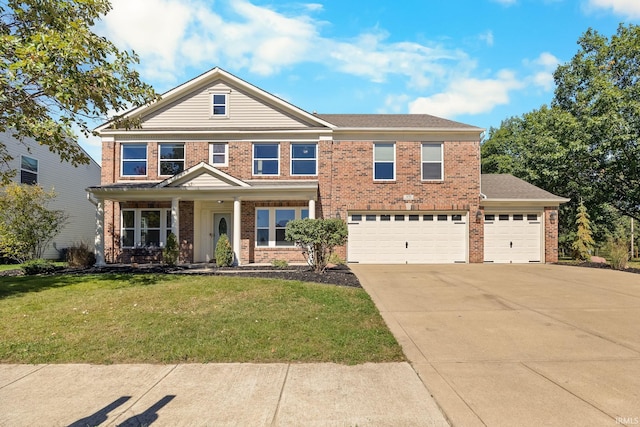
[327, 252, 346, 265]
[608, 238, 629, 270]
[163, 233, 180, 266]
[215, 234, 234, 267]
[285, 218, 348, 273]
[271, 259, 288, 269]
[66, 242, 96, 268]
[21, 259, 56, 275]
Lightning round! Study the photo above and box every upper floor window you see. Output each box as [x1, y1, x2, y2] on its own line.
[211, 93, 228, 117]
[20, 155, 38, 185]
[291, 143, 317, 175]
[374, 143, 395, 181]
[253, 143, 279, 175]
[159, 143, 185, 176]
[121, 144, 147, 176]
[210, 143, 228, 167]
[422, 143, 443, 180]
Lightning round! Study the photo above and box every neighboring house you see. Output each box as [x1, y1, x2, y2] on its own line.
[1, 131, 101, 259]
[87, 67, 568, 266]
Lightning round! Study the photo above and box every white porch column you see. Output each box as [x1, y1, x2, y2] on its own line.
[94, 198, 106, 266]
[308, 199, 316, 219]
[233, 198, 242, 265]
[171, 197, 180, 243]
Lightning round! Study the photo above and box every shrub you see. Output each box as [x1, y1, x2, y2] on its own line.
[66, 242, 96, 268]
[271, 259, 288, 269]
[21, 259, 56, 275]
[327, 252, 346, 266]
[215, 234, 234, 267]
[285, 218, 348, 273]
[608, 238, 629, 270]
[163, 233, 179, 266]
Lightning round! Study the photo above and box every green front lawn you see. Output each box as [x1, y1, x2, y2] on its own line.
[0, 274, 404, 365]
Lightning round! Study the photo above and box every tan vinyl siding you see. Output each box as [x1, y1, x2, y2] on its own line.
[142, 81, 313, 129]
[1, 131, 101, 259]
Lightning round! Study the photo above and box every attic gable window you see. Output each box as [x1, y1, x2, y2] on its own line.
[211, 93, 228, 117]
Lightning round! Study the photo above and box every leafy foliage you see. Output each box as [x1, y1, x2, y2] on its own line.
[0, 183, 68, 262]
[285, 218, 348, 273]
[162, 232, 179, 266]
[215, 234, 234, 267]
[21, 258, 56, 275]
[0, 0, 159, 184]
[607, 237, 629, 270]
[572, 202, 595, 261]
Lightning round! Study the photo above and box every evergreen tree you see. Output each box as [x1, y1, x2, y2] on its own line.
[572, 201, 595, 261]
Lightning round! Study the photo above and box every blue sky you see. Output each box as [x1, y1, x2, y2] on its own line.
[82, 0, 640, 162]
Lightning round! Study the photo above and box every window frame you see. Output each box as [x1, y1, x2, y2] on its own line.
[252, 143, 280, 176]
[209, 142, 229, 167]
[20, 155, 38, 185]
[373, 142, 396, 181]
[290, 143, 318, 176]
[158, 143, 185, 176]
[210, 92, 229, 118]
[121, 143, 148, 177]
[120, 208, 172, 248]
[254, 207, 309, 248]
[421, 142, 444, 181]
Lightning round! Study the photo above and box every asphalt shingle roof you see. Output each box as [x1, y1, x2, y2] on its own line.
[481, 174, 568, 201]
[316, 114, 482, 130]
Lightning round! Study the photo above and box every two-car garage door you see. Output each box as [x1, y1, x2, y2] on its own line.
[347, 212, 467, 264]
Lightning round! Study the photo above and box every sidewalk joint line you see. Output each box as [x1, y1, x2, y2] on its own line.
[0, 364, 49, 390]
[270, 363, 290, 426]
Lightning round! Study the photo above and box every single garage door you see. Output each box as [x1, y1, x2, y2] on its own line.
[484, 213, 542, 263]
[347, 212, 467, 264]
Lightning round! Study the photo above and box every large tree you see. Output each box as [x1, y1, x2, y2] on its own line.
[553, 24, 640, 221]
[0, 0, 159, 184]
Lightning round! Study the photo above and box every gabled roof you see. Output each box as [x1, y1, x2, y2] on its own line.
[95, 67, 335, 133]
[158, 162, 250, 188]
[481, 174, 570, 204]
[317, 114, 482, 131]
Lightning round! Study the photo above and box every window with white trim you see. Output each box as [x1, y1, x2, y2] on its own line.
[253, 143, 279, 175]
[211, 93, 228, 117]
[210, 143, 228, 167]
[159, 143, 185, 176]
[421, 143, 443, 180]
[374, 143, 395, 180]
[20, 155, 38, 185]
[255, 207, 309, 247]
[121, 144, 147, 176]
[121, 209, 172, 248]
[290, 143, 317, 175]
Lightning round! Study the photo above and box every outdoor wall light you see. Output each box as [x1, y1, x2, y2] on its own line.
[550, 211, 558, 224]
[476, 210, 483, 222]
[217, 200, 224, 204]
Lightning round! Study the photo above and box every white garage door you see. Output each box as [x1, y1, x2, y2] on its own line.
[347, 212, 467, 264]
[484, 213, 542, 263]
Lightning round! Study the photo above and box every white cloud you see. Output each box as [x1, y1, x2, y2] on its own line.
[408, 70, 525, 117]
[526, 52, 560, 91]
[479, 31, 494, 47]
[492, 0, 517, 5]
[585, 0, 640, 18]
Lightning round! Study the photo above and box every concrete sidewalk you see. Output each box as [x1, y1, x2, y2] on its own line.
[0, 362, 450, 426]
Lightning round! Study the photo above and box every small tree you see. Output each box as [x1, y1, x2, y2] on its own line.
[0, 183, 68, 262]
[215, 234, 234, 267]
[572, 201, 595, 261]
[162, 232, 179, 266]
[285, 218, 348, 273]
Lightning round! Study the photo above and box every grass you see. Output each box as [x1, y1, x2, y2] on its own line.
[0, 273, 404, 365]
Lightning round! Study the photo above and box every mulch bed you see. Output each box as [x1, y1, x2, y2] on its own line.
[559, 260, 640, 275]
[0, 264, 362, 288]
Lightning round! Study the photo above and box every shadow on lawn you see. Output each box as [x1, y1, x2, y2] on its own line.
[0, 272, 171, 300]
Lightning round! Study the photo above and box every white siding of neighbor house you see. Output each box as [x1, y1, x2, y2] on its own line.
[142, 80, 314, 129]
[1, 131, 101, 260]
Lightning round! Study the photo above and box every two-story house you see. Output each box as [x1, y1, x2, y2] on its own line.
[1, 131, 101, 259]
[87, 67, 567, 266]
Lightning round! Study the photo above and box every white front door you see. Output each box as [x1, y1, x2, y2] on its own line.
[213, 213, 232, 253]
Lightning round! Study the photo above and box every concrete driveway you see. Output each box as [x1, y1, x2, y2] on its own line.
[351, 264, 640, 427]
